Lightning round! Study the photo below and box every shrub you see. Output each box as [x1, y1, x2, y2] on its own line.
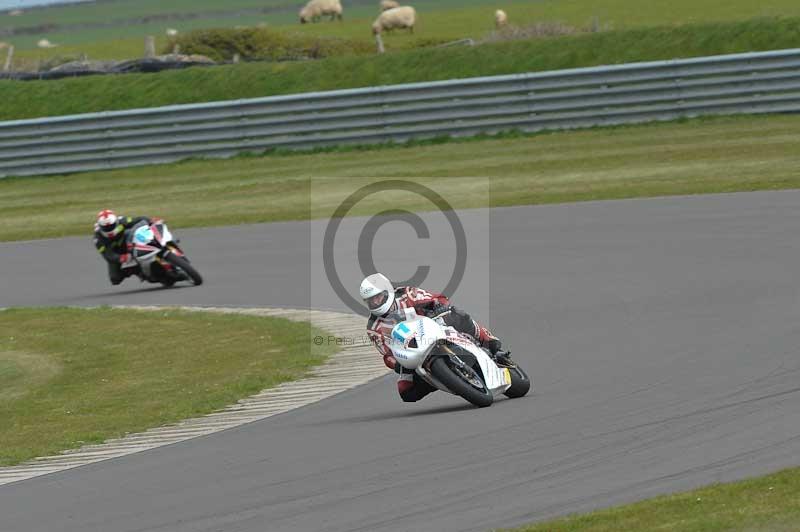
[482, 19, 612, 43]
[165, 27, 374, 62]
[39, 54, 82, 71]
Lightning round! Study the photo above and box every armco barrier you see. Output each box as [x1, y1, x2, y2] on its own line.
[1, 48, 799, 177]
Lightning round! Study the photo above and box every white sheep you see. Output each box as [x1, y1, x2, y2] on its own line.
[166, 28, 179, 37]
[380, 0, 399, 11]
[299, 0, 343, 23]
[495, 9, 507, 28]
[37, 39, 57, 48]
[372, 6, 416, 35]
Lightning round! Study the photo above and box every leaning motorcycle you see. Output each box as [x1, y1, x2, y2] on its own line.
[389, 313, 530, 407]
[123, 219, 203, 287]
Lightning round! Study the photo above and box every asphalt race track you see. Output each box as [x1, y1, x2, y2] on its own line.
[1, 190, 799, 532]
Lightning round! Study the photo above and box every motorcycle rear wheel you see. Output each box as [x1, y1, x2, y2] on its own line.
[164, 254, 203, 286]
[430, 357, 493, 408]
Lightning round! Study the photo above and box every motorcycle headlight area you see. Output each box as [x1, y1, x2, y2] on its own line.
[134, 226, 155, 244]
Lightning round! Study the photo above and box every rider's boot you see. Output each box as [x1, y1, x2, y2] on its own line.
[444, 307, 511, 364]
[476, 326, 501, 354]
[476, 327, 514, 366]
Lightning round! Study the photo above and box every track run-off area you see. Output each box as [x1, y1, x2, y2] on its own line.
[1, 191, 799, 531]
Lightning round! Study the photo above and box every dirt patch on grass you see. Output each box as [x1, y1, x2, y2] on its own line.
[0, 351, 62, 401]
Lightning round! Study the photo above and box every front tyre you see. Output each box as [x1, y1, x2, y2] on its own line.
[430, 357, 493, 408]
[164, 254, 203, 286]
[503, 364, 531, 398]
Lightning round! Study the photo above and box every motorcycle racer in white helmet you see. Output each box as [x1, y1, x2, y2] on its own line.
[360, 272, 397, 316]
[360, 272, 508, 402]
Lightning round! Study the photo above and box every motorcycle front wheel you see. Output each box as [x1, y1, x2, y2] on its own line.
[430, 357, 493, 408]
[164, 253, 203, 286]
[503, 364, 531, 398]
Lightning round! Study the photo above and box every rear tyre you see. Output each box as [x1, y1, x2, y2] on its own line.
[430, 356, 493, 408]
[165, 254, 203, 286]
[503, 365, 531, 398]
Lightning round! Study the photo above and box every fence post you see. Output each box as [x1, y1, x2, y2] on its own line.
[3, 45, 13, 72]
[144, 36, 156, 58]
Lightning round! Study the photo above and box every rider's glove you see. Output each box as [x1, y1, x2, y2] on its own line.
[426, 303, 451, 319]
[119, 253, 130, 264]
[484, 338, 502, 355]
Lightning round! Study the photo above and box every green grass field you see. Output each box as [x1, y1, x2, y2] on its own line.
[5, 0, 800, 66]
[6, 0, 800, 51]
[4, 16, 800, 121]
[1, 113, 798, 242]
[0, 307, 335, 466]
[9, 0, 784, 31]
[4, 0, 547, 55]
[502, 466, 800, 531]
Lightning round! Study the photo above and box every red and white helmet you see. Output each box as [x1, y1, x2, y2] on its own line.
[96, 209, 119, 238]
[360, 273, 395, 316]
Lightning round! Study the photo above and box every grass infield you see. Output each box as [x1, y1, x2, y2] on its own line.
[501, 466, 800, 531]
[0, 307, 336, 466]
[1, 113, 799, 242]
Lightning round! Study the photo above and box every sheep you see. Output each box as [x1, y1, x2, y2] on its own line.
[166, 28, 179, 37]
[380, 0, 399, 11]
[372, 6, 415, 35]
[37, 39, 57, 48]
[495, 9, 507, 28]
[299, 0, 343, 24]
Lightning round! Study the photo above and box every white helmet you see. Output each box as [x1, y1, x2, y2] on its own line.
[359, 273, 395, 316]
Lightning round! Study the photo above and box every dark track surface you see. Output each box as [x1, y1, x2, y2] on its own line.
[1, 191, 799, 532]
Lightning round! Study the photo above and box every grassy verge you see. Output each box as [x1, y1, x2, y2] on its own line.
[1, 113, 798, 242]
[0, 307, 335, 466]
[4, 16, 800, 120]
[501, 466, 800, 531]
